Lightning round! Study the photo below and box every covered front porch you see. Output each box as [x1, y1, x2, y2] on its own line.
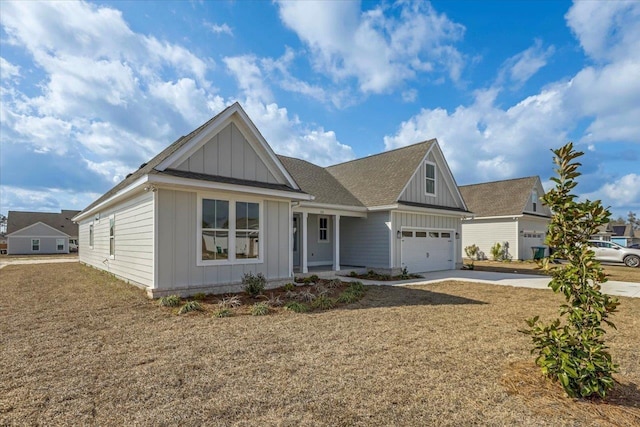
[291, 206, 367, 275]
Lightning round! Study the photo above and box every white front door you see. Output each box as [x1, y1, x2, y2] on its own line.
[401, 229, 454, 273]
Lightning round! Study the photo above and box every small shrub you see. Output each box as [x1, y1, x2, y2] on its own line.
[178, 300, 203, 315]
[348, 281, 365, 295]
[367, 270, 377, 277]
[326, 278, 343, 288]
[296, 289, 316, 303]
[192, 292, 206, 301]
[312, 295, 335, 310]
[303, 277, 313, 284]
[337, 290, 360, 304]
[294, 276, 305, 283]
[215, 308, 232, 318]
[251, 302, 270, 316]
[242, 272, 266, 297]
[348, 271, 358, 277]
[158, 295, 181, 307]
[264, 293, 283, 307]
[283, 282, 296, 292]
[285, 301, 309, 313]
[309, 274, 319, 283]
[284, 290, 298, 300]
[399, 267, 410, 280]
[218, 295, 242, 309]
[490, 242, 502, 261]
[312, 283, 329, 296]
[464, 244, 479, 260]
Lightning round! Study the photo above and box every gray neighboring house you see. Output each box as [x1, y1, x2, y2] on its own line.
[73, 102, 470, 297]
[610, 224, 640, 247]
[7, 210, 80, 255]
[459, 176, 552, 260]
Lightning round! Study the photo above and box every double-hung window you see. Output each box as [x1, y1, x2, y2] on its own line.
[531, 190, 538, 212]
[425, 161, 436, 195]
[31, 239, 40, 252]
[56, 238, 65, 251]
[318, 216, 329, 242]
[89, 224, 94, 248]
[200, 196, 261, 264]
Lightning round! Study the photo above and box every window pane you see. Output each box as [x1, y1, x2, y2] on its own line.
[402, 231, 413, 237]
[202, 230, 228, 260]
[32, 240, 39, 251]
[110, 238, 115, 256]
[236, 231, 259, 259]
[247, 203, 259, 229]
[415, 231, 427, 237]
[425, 163, 435, 179]
[426, 179, 435, 194]
[236, 202, 247, 229]
[110, 218, 114, 237]
[429, 232, 439, 238]
[57, 239, 65, 250]
[441, 232, 451, 238]
[203, 199, 229, 229]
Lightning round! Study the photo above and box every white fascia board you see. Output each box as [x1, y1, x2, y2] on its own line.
[296, 202, 367, 213]
[72, 176, 149, 222]
[394, 205, 470, 218]
[430, 142, 469, 212]
[7, 221, 71, 237]
[464, 214, 523, 221]
[148, 174, 313, 201]
[367, 204, 399, 212]
[293, 204, 367, 218]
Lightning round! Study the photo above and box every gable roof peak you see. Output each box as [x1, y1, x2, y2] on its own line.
[328, 138, 436, 168]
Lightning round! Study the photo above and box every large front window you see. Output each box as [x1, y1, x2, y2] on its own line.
[200, 197, 261, 263]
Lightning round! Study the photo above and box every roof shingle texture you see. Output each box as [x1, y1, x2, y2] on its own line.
[459, 176, 539, 217]
[7, 210, 80, 235]
[326, 140, 435, 207]
[278, 156, 363, 207]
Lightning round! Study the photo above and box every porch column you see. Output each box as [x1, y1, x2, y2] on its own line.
[302, 211, 308, 273]
[333, 214, 340, 271]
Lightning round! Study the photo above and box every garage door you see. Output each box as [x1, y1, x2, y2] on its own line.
[522, 231, 545, 260]
[401, 229, 454, 273]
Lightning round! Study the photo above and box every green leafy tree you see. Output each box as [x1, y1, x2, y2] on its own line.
[522, 142, 620, 398]
[628, 211, 639, 230]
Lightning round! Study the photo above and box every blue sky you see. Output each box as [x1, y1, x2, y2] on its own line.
[1, 0, 639, 219]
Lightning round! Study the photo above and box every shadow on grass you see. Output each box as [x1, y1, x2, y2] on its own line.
[473, 265, 549, 276]
[348, 285, 487, 309]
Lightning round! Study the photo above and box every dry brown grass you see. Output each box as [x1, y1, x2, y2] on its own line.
[1, 263, 639, 426]
[473, 259, 640, 283]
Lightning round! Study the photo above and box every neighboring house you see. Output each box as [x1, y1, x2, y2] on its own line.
[459, 176, 552, 260]
[591, 223, 613, 241]
[73, 102, 470, 297]
[6, 210, 80, 255]
[0, 233, 7, 254]
[610, 224, 640, 247]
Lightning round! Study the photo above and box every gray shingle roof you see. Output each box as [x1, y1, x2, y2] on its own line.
[326, 140, 436, 207]
[160, 168, 305, 194]
[278, 156, 363, 207]
[7, 210, 80, 235]
[459, 176, 542, 217]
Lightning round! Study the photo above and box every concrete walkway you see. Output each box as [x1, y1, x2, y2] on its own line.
[0, 256, 79, 270]
[349, 269, 640, 299]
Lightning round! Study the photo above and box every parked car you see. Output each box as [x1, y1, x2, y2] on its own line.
[587, 240, 640, 267]
[629, 243, 640, 249]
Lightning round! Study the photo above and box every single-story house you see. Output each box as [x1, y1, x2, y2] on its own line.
[6, 210, 80, 255]
[73, 102, 470, 297]
[610, 224, 640, 247]
[459, 176, 552, 260]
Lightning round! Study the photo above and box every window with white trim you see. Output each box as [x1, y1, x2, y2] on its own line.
[109, 216, 115, 258]
[425, 161, 436, 195]
[31, 239, 40, 252]
[56, 238, 65, 251]
[318, 216, 329, 242]
[199, 196, 262, 264]
[89, 224, 94, 248]
[531, 189, 538, 212]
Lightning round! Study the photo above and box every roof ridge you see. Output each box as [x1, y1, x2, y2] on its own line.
[459, 175, 538, 188]
[326, 138, 436, 169]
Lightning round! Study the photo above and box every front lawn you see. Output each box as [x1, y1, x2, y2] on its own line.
[1, 263, 639, 426]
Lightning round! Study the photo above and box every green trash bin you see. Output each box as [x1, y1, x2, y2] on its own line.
[532, 246, 546, 260]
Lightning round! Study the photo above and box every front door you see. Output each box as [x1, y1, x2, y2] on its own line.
[292, 214, 301, 267]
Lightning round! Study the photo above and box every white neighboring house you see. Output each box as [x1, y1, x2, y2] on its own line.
[6, 210, 80, 255]
[73, 102, 470, 298]
[459, 176, 552, 261]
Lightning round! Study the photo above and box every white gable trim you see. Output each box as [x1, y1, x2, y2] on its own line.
[156, 103, 300, 190]
[7, 221, 71, 237]
[73, 176, 149, 222]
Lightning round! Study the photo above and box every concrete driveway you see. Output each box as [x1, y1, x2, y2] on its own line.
[0, 256, 79, 270]
[353, 269, 640, 299]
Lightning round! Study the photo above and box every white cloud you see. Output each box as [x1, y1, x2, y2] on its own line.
[401, 89, 417, 103]
[276, 0, 465, 93]
[565, 0, 640, 62]
[0, 57, 21, 80]
[499, 39, 555, 86]
[584, 174, 640, 208]
[223, 55, 273, 103]
[0, 185, 102, 213]
[204, 21, 233, 36]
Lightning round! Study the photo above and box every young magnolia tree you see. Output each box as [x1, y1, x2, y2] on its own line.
[522, 142, 620, 398]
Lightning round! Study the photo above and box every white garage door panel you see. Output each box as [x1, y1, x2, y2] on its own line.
[401, 230, 454, 273]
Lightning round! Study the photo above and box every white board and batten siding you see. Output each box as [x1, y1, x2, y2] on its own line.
[156, 189, 290, 293]
[78, 191, 155, 287]
[393, 212, 462, 271]
[399, 151, 464, 209]
[174, 122, 279, 184]
[339, 212, 391, 269]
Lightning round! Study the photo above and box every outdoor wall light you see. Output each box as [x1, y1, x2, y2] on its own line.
[397, 230, 401, 239]
[455, 232, 460, 239]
